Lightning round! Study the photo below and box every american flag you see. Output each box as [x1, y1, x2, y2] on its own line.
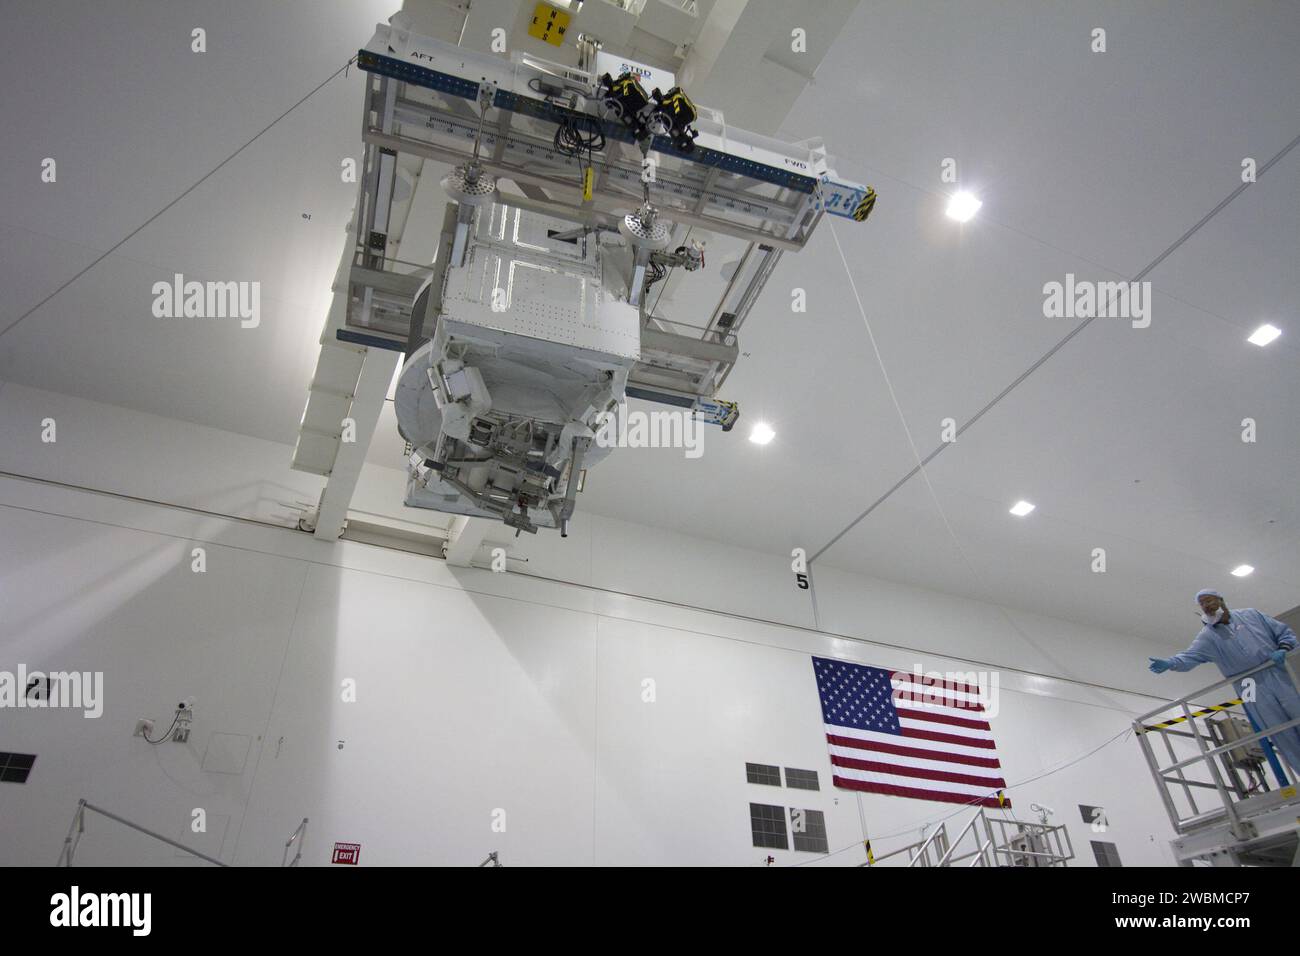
[811, 656, 1009, 808]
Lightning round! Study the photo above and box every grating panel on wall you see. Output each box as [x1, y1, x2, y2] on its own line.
[1091, 841, 1123, 867]
[0, 752, 36, 783]
[785, 768, 820, 791]
[791, 808, 828, 853]
[750, 803, 788, 850]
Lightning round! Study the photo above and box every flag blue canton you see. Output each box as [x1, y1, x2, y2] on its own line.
[812, 656, 901, 734]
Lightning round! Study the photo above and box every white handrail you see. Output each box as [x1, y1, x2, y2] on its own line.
[933, 808, 984, 867]
[282, 817, 309, 867]
[58, 798, 227, 867]
[906, 822, 949, 867]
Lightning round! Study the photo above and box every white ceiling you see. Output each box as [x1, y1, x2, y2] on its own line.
[1, 0, 1297, 644]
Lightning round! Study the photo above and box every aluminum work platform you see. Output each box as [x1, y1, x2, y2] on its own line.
[1134, 654, 1300, 866]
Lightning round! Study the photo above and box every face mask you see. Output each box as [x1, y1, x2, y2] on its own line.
[1201, 607, 1224, 625]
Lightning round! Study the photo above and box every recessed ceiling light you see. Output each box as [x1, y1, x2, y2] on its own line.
[945, 191, 982, 222]
[749, 422, 775, 445]
[1230, 564, 1254, 577]
[1247, 324, 1281, 346]
[1009, 500, 1035, 517]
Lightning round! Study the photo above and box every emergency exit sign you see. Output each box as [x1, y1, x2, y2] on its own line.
[332, 842, 361, 864]
[528, 3, 570, 47]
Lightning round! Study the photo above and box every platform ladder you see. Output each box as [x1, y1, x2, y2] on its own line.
[863, 806, 1074, 867]
[1134, 653, 1300, 866]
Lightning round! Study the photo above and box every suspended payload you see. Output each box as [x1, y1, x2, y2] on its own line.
[314, 21, 877, 535]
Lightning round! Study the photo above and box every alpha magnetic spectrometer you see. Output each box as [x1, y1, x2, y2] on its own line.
[333, 17, 875, 536]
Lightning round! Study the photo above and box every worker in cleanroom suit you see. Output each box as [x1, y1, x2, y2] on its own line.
[1149, 588, 1300, 775]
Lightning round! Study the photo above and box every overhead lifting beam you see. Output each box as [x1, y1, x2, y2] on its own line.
[308, 346, 400, 540]
[443, 515, 490, 566]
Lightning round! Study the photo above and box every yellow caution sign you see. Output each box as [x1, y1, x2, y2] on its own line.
[1138, 698, 1245, 733]
[996, 789, 1007, 808]
[528, 3, 570, 47]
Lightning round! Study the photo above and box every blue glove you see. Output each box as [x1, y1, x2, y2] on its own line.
[1271, 649, 1289, 668]
[1149, 657, 1171, 674]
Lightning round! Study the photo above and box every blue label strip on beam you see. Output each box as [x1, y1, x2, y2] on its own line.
[336, 328, 407, 353]
[357, 50, 817, 194]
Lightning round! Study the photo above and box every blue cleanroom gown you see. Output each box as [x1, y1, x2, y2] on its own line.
[1166, 609, 1300, 773]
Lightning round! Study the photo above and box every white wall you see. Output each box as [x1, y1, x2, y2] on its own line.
[0, 382, 1210, 866]
[0, 380, 449, 536]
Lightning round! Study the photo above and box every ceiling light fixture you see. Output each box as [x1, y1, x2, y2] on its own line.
[749, 422, 775, 445]
[1230, 564, 1254, 577]
[1247, 324, 1281, 347]
[1009, 500, 1035, 517]
[945, 191, 982, 223]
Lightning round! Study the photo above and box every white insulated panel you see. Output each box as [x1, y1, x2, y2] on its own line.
[442, 206, 642, 361]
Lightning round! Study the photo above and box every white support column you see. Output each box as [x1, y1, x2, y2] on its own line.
[443, 515, 490, 566]
[311, 347, 400, 540]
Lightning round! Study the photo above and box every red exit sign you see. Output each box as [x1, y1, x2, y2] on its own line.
[332, 842, 361, 865]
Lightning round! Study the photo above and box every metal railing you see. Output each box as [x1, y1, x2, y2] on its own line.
[916, 806, 1073, 867]
[1134, 654, 1300, 839]
[57, 798, 227, 867]
[58, 799, 310, 867]
[282, 818, 309, 867]
[861, 805, 1074, 867]
[861, 825, 948, 867]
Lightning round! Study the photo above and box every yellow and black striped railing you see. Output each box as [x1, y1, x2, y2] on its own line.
[1137, 698, 1244, 733]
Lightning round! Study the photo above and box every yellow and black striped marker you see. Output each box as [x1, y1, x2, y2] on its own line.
[611, 74, 648, 103]
[658, 87, 698, 126]
[864, 840, 874, 865]
[1138, 698, 1244, 733]
[853, 187, 877, 222]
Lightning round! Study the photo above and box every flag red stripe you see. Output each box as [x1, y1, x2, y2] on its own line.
[831, 754, 1007, 789]
[892, 692, 987, 714]
[832, 775, 1010, 809]
[901, 726, 997, 749]
[895, 706, 991, 731]
[827, 734, 1002, 769]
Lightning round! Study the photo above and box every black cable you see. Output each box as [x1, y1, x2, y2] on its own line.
[552, 111, 606, 200]
[143, 712, 181, 745]
[554, 112, 605, 157]
[810, 126, 1300, 564]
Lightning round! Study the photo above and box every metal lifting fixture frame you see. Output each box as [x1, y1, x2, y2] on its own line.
[339, 22, 873, 410]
